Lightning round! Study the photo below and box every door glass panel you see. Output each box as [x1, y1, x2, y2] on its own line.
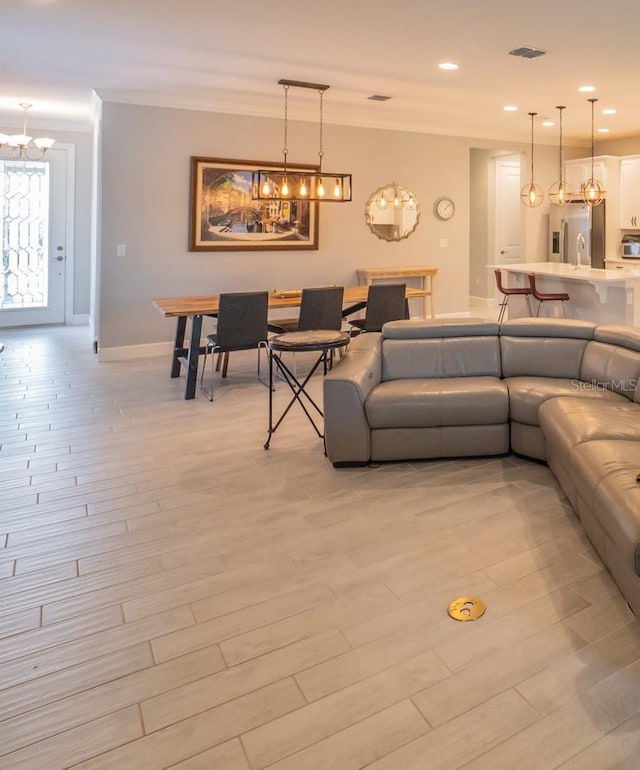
[1, 160, 50, 310]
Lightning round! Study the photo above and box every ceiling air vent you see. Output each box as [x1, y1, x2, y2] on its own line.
[368, 94, 392, 101]
[509, 46, 547, 59]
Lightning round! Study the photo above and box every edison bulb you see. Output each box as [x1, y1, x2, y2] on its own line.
[281, 178, 289, 196]
[299, 180, 308, 197]
[317, 179, 325, 197]
[333, 179, 341, 198]
[261, 179, 271, 196]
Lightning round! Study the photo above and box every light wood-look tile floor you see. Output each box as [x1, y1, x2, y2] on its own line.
[1, 325, 640, 769]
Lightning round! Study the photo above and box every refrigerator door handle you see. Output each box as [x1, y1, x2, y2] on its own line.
[561, 220, 569, 263]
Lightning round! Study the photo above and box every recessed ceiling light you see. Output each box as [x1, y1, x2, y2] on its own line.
[541, 120, 555, 127]
[597, 127, 610, 133]
[438, 62, 459, 71]
[602, 108, 616, 115]
[579, 85, 596, 92]
[503, 105, 518, 112]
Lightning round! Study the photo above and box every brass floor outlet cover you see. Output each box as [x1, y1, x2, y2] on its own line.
[447, 596, 486, 621]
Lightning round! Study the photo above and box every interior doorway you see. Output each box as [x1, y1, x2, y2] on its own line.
[0, 146, 71, 327]
[469, 149, 522, 306]
[493, 157, 521, 264]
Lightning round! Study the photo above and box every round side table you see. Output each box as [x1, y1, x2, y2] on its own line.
[264, 330, 350, 449]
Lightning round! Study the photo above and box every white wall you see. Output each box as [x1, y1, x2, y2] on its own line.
[98, 102, 564, 351]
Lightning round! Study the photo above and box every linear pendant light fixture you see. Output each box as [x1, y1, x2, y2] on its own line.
[521, 112, 544, 207]
[581, 98, 605, 206]
[548, 106, 574, 206]
[252, 79, 352, 202]
[0, 103, 55, 160]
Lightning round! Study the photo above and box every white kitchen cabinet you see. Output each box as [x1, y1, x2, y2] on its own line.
[564, 157, 608, 196]
[619, 156, 640, 228]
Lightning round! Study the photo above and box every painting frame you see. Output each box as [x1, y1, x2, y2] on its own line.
[189, 156, 320, 251]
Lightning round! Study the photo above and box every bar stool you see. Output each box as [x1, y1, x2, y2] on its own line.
[527, 273, 569, 317]
[494, 269, 532, 323]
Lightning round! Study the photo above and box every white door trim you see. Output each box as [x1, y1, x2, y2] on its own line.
[58, 142, 76, 325]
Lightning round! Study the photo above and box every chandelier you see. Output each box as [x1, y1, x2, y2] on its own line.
[252, 79, 352, 202]
[375, 182, 417, 211]
[0, 103, 55, 160]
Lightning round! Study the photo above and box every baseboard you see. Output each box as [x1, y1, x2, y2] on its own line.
[98, 340, 174, 362]
[68, 313, 90, 326]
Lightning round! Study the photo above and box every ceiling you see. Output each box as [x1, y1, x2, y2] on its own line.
[4, 0, 640, 147]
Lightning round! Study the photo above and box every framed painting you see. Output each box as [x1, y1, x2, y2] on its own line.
[189, 156, 320, 251]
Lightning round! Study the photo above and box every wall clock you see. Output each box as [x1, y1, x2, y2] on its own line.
[433, 196, 455, 221]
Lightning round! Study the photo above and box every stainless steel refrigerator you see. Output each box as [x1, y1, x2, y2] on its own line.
[548, 201, 605, 268]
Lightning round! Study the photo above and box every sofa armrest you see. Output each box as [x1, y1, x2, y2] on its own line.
[323, 334, 382, 465]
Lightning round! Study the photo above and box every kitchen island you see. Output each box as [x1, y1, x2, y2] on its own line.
[495, 262, 640, 326]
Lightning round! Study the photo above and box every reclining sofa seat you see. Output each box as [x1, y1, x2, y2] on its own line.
[500, 318, 632, 460]
[323, 319, 509, 465]
[366, 319, 509, 462]
[538, 325, 640, 616]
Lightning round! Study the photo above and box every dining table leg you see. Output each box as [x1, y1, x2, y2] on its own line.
[184, 314, 203, 400]
[171, 316, 188, 378]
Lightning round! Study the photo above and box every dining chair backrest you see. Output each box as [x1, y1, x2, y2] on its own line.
[215, 291, 269, 351]
[297, 286, 345, 331]
[362, 283, 408, 331]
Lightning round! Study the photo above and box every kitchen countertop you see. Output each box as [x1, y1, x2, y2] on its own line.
[495, 262, 640, 283]
[494, 261, 640, 325]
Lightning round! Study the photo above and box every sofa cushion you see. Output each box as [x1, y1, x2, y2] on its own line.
[539, 397, 640, 460]
[595, 324, 640, 352]
[507, 376, 626, 425]
[500, 336, 588, 379]
[382, 337, 501, 381]
[566, 440, 640, 577]
[580, 340, 640, 402]
[383, 318, 499, 339]
[500, 318, 596, 339]
[568, 439, 640, 502]
[365, 377, 508, 428]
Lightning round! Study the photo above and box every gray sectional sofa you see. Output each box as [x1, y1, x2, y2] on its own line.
[323, 317, 640, 615]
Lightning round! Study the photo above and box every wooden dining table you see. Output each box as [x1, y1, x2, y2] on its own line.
[153, 285, 429, 399]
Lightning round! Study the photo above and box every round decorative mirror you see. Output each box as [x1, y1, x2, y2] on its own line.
[365, 183, 421, 241]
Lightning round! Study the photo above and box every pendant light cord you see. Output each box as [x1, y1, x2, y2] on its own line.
[558, 106, 565, 178]
[589, 98, 597, 179]
[318, 89, 324, 171]
[281, 84, 289, 173]
[529, 112, 536, 183]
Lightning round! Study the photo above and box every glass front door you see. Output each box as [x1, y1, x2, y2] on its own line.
[0, 150, 66, 326]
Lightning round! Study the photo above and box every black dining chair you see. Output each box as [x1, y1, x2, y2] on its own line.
[199, 291, 269, 400]
[269, 286, 346, 374]
[349, 283, 408, 335]
[268, 285, 345, 334]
